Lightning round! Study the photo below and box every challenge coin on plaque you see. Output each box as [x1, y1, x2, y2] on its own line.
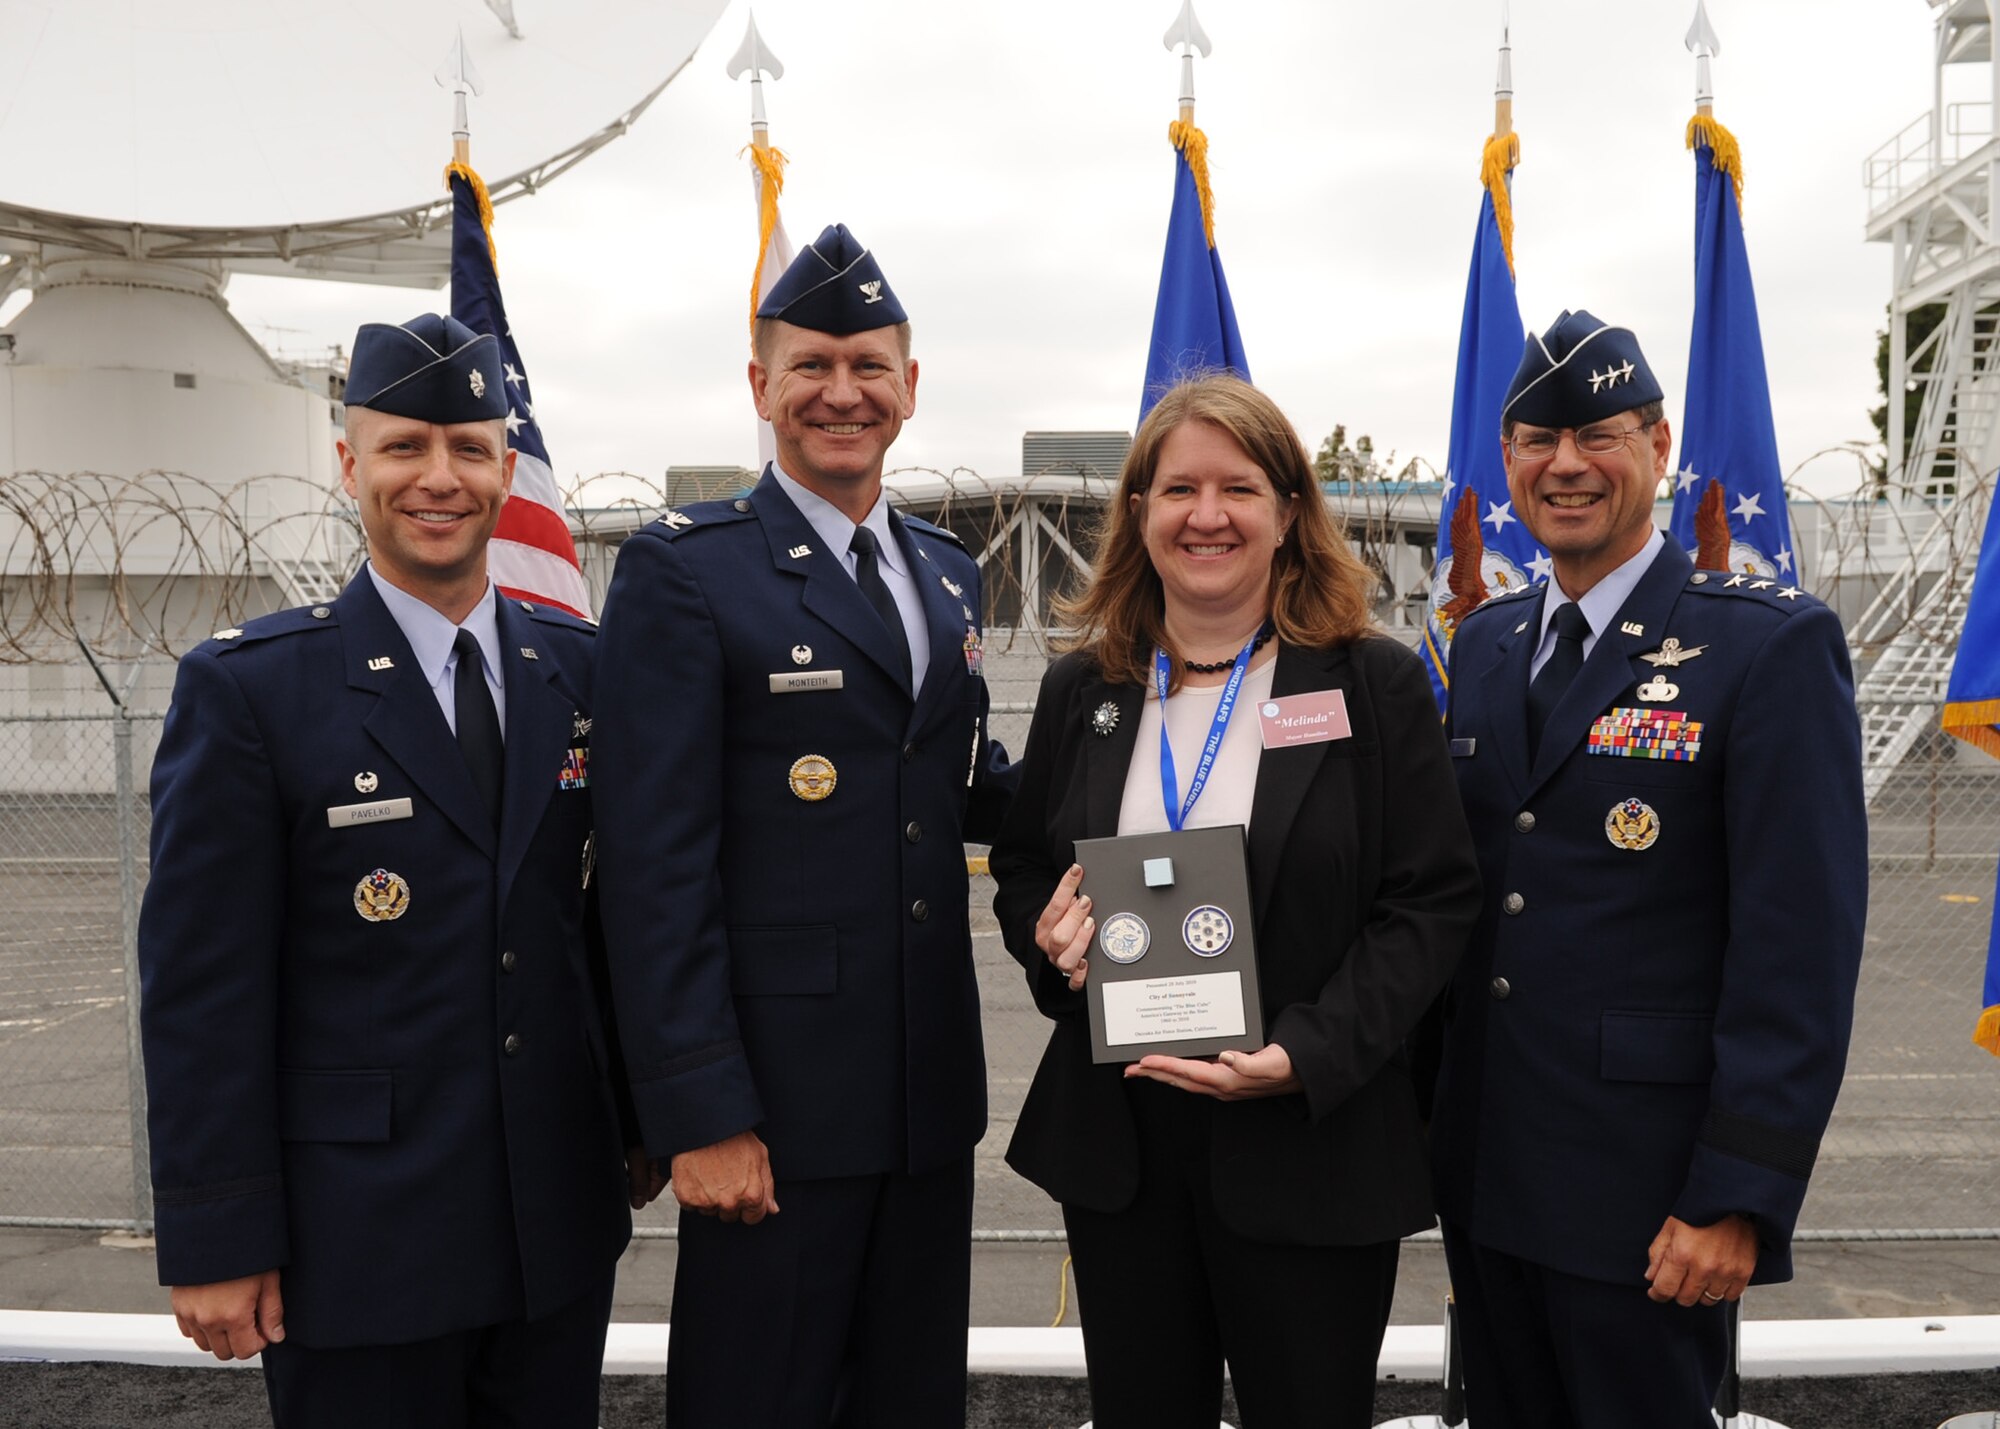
[1098, 912, 1151, 965]
[353, 868, 410, 922]
[1605, 797, 1661, 852]
[788, 754, 838, 802]
[1182, 905, 1235, 957]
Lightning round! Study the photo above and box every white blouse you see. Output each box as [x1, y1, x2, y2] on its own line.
[1116, 657, 1277, 836]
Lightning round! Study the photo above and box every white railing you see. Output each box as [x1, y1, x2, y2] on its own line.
[1864, 103, 1995, 215]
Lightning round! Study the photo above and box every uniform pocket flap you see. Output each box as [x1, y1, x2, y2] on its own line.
[277, 1068, 393, 1142]
[728, 924, 839, 996]
[1600, 1011, 1715, 1085]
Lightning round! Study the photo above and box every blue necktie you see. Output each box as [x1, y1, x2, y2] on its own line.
[1527, 602, 1590, 760]
[849, 527, 913, 691]
[453, 629, 504, 826]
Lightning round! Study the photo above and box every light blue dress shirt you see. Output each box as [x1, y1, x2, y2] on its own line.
[1528, 527, 1666, 680]
[365, 563, 506, 738]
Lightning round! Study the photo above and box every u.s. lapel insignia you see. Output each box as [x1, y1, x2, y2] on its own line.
[1636, 675, 1680, 703]
[788, 754, 838, 802]
[367, 656, 394, 672]
[354, 868, 410, 921]
[1620, 621, 1645, 637]
[788, 543, 812, 560]
[1604, 798, 1661, 852]
[1091, 701, 1121, 737]
[354, 771, 379, 794]
[520, 647, 539, 661]
[1640, 638, 1708, 669]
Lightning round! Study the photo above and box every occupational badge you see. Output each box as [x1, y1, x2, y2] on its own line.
[940, 576, 965, 599]
[1641, 638, 1708, 669]
[1604, 798, 1661, 852]
[1635, 675, 1680, 703]
[354, 771, 379, 794]
[1182, 905, 1234, 957]
[559, 747, 589, 790]
[353, 867, 410, 922]
[788, 754, 838, 802]
[963, 626, 984, 676]
[1099, 912, 1151, 965]
[1091, 702, 1121, 737]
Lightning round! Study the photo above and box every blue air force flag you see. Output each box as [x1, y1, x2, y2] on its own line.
[447, 164, 592, 618]
[1139, 121, 1249, 427]
[1423, 134, 1546, 710]
[1669, 119, 1796, 582]
[1945, 491, 2000, 1052]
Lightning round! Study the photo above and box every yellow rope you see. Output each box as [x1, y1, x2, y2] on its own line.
[1051, 1253, 1073, 1327]
[1169, 119, 1218, 250]
[1686, 114, 1745, 211]
[744, 144, 791, 340]
[1479, 131, 1521, 279]
[442, 161, 497, 266]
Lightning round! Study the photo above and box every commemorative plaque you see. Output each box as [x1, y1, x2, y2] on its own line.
[1073, 824, 1264, 1065]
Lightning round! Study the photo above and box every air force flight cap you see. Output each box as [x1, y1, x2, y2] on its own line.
[1501, 309, 1664, 430]
[756, 222, 907, 333]
[344, 313, 507, 423]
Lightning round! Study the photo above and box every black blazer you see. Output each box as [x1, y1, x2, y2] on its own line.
[991, 635, 1482, 1246]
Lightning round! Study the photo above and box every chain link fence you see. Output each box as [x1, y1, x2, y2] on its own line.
[0, 467, 1995, 1242]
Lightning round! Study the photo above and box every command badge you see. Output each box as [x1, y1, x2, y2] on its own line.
[788, 754, 838, 802]
[1604, 798, 1661, 852]
[1182, 905, 1234, 957]
[1091, 702, 1121, 737]
[353, 868, 410, 922]
[1099, 912, 1151, 965]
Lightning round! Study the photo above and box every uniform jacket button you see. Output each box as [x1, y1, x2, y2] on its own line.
[1503, 892, 1525, 915]
[905, 821, 923, 844]
[1515, 811, 1536, 833]
[1490, 976, 1512, 1000]
[500, 950, 517, 972]
[503, 1033, 522, 1056]
[902, 742, 918, 763]
[911, 900, 930, 922]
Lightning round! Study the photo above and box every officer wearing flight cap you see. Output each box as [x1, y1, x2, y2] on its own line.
[1428, 309, 1866, 1427]
[139, 312, 656, 1426]
[593, 223, 1016, 1424]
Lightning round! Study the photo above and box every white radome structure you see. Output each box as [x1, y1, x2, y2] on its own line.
[0, 0, 728, 665]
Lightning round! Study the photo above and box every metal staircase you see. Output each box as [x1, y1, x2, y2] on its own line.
[1855, 0, 2000, 803]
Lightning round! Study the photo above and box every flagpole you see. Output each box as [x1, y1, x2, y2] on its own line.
[436, 27, 483, 167]
[1494, 2, 1513, 138]
[1163, 0, 1211, 125]
[1688, 0, 1720, 117]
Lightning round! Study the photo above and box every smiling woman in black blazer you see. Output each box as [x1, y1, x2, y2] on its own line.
[991, 376, 1482, 1429]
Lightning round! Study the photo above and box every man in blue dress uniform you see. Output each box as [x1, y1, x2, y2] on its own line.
[593, 224, 1016, 1425]
[139, 313, 657, 1427]
[1431, 310, 1867, 1427]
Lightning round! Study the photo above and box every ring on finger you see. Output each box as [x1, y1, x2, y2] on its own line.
[1701, 1289, 1724, 1303]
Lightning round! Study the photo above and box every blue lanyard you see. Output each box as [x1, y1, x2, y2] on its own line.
[1154, 627, 1266, 832]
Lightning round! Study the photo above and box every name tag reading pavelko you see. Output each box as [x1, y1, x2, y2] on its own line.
[769, 670, 845, 695]
[1256, 690, 1352, 749]
[326, 798, 415, 829]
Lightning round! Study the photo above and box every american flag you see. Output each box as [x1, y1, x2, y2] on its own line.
[447, 164, 592, 618]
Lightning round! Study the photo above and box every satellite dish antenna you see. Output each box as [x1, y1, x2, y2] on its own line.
[0, 1, 727, 624]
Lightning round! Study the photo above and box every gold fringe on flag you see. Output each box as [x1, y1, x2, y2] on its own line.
[1944, 699, 2000, 760]
[745, 144, 791, 338]
[1686, 114, 1745, 210]
[443, 161, 498, 265]
[1480, 131, 1522, 279]
[1169, 119, 1218, 250]
[1975, 1003, 2000, 1056]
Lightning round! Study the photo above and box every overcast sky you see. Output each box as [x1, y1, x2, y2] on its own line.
[223, 0, 1944, 500]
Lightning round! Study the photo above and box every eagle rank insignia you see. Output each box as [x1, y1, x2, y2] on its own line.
[354, 868, 411, 921]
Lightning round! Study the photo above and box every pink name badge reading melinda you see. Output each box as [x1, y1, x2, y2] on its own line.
[1256, 690, 1352, 749]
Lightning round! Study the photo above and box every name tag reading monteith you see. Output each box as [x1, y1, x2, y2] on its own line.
[769, 670, 845, 694]
[326, 798, 415, 829]
[1256, 690, 1351, 749]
